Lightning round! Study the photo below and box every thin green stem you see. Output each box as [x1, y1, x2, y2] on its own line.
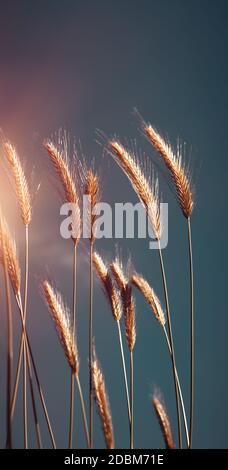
[158, 243, 182, 448]
[89, 241, 94, 448]
[163, 326, 189, 447]
[75, 375, 90, 448]
[188, 218, 194, 448]
[117, 320, 131, 426]
[130, 350, 134, 449]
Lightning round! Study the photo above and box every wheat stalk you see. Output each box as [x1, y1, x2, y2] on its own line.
[141, 119, 195, 447]
[152, 395, 175, 449]
[132, 271, 189, 446]
[93, 251, 131, 425]
[44, 137, 81, 447]
[110, 258, 136, 448]
[92, 355, 114, 449]
[42, 281, 89, 447]
[107, 140, 161, 240]
[83, 167, 100, 448]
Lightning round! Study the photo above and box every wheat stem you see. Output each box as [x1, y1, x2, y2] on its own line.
[187, 218, 194, 448]
[130, 350, 134, 449]
[1, 215, 13, 449]
[69, 243, 77, 449]
[117, 320, 131, 426]
[163, 326, 189, 447]
[158, 244, 182, 448]
[22, 225, 29, 448]
[75, 374, 90, 448]
[89, 240, 94, 448]
[16, 295, 56, 448]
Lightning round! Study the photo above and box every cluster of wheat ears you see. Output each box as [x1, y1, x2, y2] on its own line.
[0, 113, 195, 450]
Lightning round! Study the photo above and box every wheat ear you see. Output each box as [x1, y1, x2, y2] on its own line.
[142, 122, 193, 218]
[92, 355, 114, 449]
[108, 140, 161, 240]
[152, 395, 175, 449]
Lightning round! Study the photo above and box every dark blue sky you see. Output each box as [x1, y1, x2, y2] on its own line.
[0, 0, 227, 449]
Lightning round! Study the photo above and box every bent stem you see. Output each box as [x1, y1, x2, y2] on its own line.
[69, 242, 77, 449]
[130, 351, 134, 449]
[163, 326, 189, 447]
[13, 295, 56, 448]
[23, 224, 29, 448]
[75, 374, 90, 448]
[187, 218, 194, 449]
[89, 241, 94, 448]
[158, 243, 182, 448]
[117, 320, 131, 426]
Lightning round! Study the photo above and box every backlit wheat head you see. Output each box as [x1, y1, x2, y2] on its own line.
[93, 252, 122, 322]
[108, 140, 161, 240]
[3, 142, 32, 226]
[42, 280, 79, 374]
[132, 272, 165, 327]
[142, 121, 194, 218]
[152, 394, 175, 449]
[92, 355, 114, 449]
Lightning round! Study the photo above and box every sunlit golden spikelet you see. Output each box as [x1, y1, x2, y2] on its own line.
[4, 142, 32, 226]
[132, 273, 165, 327]
[152, 395, 175, 449]
[42, 280, 79, 374]
[143, 123, 194, 218]
[84, 168, 100, 242]
[108, 140, 161, 239]
[93, 252, 122, 321]
[0, 214, 21, 295]
[110, 259, 127, 292]
[123, 284, 136, 351]
[44, 140, 81, 242]
[92, 356, 114, 449]
[110, 259, 136, 350]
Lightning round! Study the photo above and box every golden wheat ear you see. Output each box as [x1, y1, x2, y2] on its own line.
[0, 211, 21, 296]
[92, 352, 114, 449]
[83, 167, 100, 242]
[42, 280, 79, 374]
[3, 142, 32, 226]
[140, 119, 194, 218]
[107, 140, 161, 240]
[132, 272, 165, 327]
[93, 251, 122, 322]
[152, 394, 175, 449]
[44, 138, 81, 243]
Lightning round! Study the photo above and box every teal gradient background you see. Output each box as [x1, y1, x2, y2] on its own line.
[0, 0, 227, 448]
